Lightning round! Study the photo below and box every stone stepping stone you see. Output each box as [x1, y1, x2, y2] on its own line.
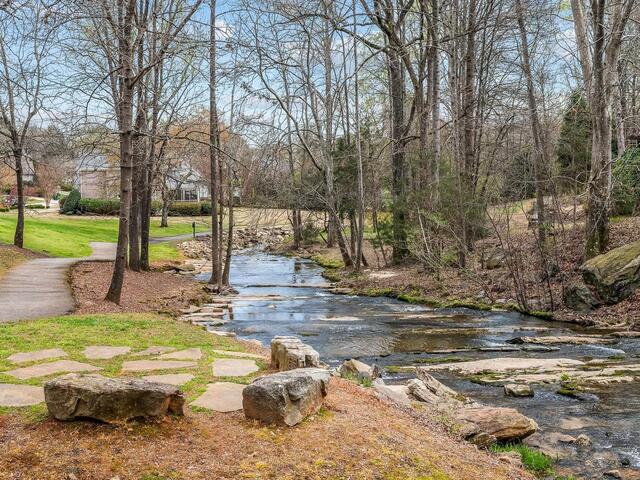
[7, 348, 68, 364]
[192, 319, 227, 327]
[83, 346, 132, 360]
[180, 306, 202, 314]
[159, 348, 202, 361]
[212, 349, 265, 360]
[132, 346, 176, 357]
[187, 312, 225, 318]
[0, 384, 45, 407]
[142, 373, 195, 386]
[212, 358, 259, 377]
[191, 382, 245, 412]
[208, 330, 236, 338]
[121, 360, 197, 372]
[6, 360, 101, 380]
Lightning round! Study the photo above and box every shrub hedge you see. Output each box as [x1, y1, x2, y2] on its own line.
[61, 198, 212, 216]
[79, 198, 121, 215]
[167, 201, 212, 216]
[60, 189, 81, 214]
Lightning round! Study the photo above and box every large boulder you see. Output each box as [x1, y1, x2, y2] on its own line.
[485, 248, 507, 270]
[564, 281, 600, 312]
[243, 368, 329, 426]
[581, 241, 640, 304]
[504, 384, 534, 397]
[270, 336, 321, 371]
[338, 359, 380, 381]
[416, 368, 461, 400]
[373, 378, 411, 406]
[44, 373, 185, 423]
[454, 406, 538, 442]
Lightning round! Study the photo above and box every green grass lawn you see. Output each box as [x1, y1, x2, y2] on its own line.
[0, 214, 209, 261]
[490, 443, 555, 476]
[0, 313, 265, 418]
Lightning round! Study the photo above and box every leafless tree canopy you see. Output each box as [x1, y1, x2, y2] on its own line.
[1, 0, 638, 305]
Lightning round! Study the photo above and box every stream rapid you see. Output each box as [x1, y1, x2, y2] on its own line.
[197, 250, 640, 479]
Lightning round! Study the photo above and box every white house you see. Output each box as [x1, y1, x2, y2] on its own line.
[76, 155, 210, 202]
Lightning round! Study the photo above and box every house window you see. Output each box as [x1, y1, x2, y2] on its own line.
[183, 189, 198, 201]
[173, 188, 198, 201]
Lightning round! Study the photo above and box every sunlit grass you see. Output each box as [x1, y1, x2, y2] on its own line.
[0, 313, 262, 412]
[0, 215, 206, 259]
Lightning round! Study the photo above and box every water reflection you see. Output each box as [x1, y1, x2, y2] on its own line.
[197, 251, 640, 477]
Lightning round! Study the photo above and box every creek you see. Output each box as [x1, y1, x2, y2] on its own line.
[197, 250, 640, 479]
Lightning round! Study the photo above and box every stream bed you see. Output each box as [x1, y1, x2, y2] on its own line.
[197, 250, 640, 479]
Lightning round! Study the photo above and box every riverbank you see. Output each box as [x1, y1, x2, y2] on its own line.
[201, 249, 640, 479]
[70, 261, 210, 315]
[0, 312, 531, 480]
[280, 214, 640, 330]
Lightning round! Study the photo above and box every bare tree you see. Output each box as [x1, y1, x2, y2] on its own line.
[73, 0, 203, 303]
[0, 1, 59, 247]
[570, 0, 637, 258]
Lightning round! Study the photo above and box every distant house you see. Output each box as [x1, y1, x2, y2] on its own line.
[2, 154, 35, 184]
[76, 155, 210, 202]
[164, 163, 210, 202]
[76, 155, 119, 199]
[21, 156, 35, 184]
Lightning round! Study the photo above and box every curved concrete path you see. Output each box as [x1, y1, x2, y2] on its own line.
[149, 231, 209, 244]
[0, 242, 116, 323]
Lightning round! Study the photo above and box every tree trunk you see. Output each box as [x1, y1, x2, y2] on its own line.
[128, 144, 141, 272]
[161, 195, 169, 227]
[349, 210, 357, 257]
[585, 104, 612, 258]
[353, 0, 365, 271]
[515, 0, 548, 247]
[388, 47, 408, 262]
[208, 0, 222, 288]
[106, 1, 135, 304]
[106, 101, 133, 304]
[430, 0, 441, 205]
[222, 175, 233, 285]
[13, 148, 24, 248]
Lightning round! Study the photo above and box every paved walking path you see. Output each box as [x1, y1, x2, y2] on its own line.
[149, 231, 209, 243]
[0, 242, 116, 323]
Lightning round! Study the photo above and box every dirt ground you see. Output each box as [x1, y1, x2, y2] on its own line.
[70, 261, 209, 315]
[0, 379, 530, 480]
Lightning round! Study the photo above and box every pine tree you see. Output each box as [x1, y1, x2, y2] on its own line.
[556, 90, 591, 192]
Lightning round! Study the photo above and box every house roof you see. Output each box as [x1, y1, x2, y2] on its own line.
[77, 154, 114, 172]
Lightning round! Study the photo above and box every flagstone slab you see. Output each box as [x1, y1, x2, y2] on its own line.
[191, 382, 245, 412]
[7, 348, 68, 364]
[185, 312, 226, 319]
[0, 384, 45, 407]
[83, 346, 132, 360]
[142, 373, 195, 386]
[121, 360, 197, 372]
[6, 360, 101, 380]
[131, 346, 176, 357]
[159, 348, 202, 361]
[212, 349, 265, 360]
[212, 358, 259, 377]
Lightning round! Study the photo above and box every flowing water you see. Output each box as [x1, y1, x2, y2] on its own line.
[197, 251, 640, 478]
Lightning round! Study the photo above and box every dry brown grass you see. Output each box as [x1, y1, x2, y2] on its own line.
[0, 379, 530, 480]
